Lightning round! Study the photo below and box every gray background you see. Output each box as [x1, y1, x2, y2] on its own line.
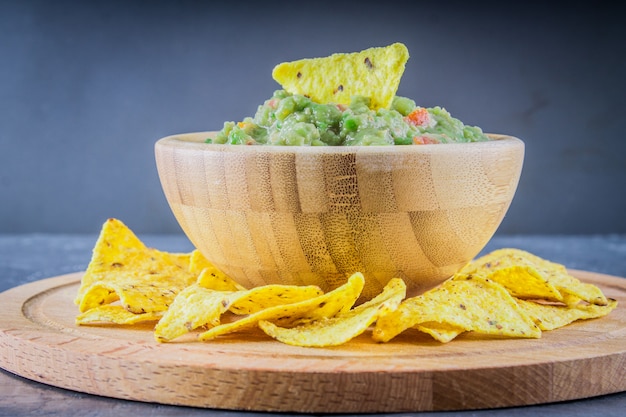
[2, 0, 625, 235]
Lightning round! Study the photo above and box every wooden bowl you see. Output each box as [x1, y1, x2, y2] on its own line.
[155, 132, 524, 300]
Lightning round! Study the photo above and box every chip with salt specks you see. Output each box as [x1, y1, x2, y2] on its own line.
[272, 43, 409, 110]
[195, 259, 247, 292]
[227, 283, 324, 315]
[198, 272, 365, 341]
[189, 249, 215, 274]
[414, 322, 465, 344]
[461, 248, 608, 306]
[457, 264, 564, 303]
[258, 278, 406, 347]
[75, 218, 196, 313]
[79, 270, 194, 314]
[373, 275, 541, 343]
[154, 282, 324, 342]
[516, 298, 618, 331]
[154, 284, 233, 342]
[75, 217, 145, 305]
[75, 305, 163, 325]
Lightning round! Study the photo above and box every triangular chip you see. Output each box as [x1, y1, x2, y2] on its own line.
[455, 266, 564, 303]
[258, 278, 406, 347]
[76, 305, 163, 325]
[195, 262, 247, 292]
[414, 322, 465, 343]
[516, 298, 618, 331]
[198, 272, 365, 341]
[373, 275, 541, 343]
[79, 270, 195, 314]
[272, 43, 409, 110]
[189, 249, 247, 291]
[75, 218, 196, 313]
[154, 285, 236, 342]
[227, 284, 324, 315]
[461, 248, 608, 306]
[154, 283, 323, 342]
[75, 218, 146, 304]
[188, 249, 214, 274]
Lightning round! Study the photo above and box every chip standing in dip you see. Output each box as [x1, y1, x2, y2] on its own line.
[206, 43, 491, 146]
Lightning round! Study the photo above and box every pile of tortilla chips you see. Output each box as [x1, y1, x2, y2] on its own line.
[373, 249, 616, 343]
[75, 219, 616, 347]
[75, 45, 616, 346]
[75, 219, 406, 346]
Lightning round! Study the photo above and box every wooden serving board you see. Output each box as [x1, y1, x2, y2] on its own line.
[0, 270, 625, 413]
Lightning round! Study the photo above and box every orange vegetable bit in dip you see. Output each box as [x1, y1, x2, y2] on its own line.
[404, 107, 431, 127]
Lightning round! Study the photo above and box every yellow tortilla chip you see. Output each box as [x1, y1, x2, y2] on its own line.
[75, 218, 145, 304]
[155, 283, 324, 342]
[196, 263, 247, 291]
[228, 284, 324, 315]
[545, 273, 608, 306]
[76, 305, 163, 325]
[79, 271, 194, 314]
[75, 218, 196, 313]
[188, 249, 213, 274]
[189, 249, 245, 287]
[198, 272, 365, 341]
[154, 285, 235, 342]
[516, 298, 618, 331]
[78, 284, 120, 313]
[272, 43, 409, 110]
[373, 275, 541, 343]
[455, 265, 564, 303]
[459, 249, 563, 301]
[414, 322, 465, 343]
[259, 278, 406, 347]
[461, 248, 608, 306]
[189, 249, 247, 291]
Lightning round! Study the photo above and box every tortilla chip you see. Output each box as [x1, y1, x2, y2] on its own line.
[228, 284, 324, 315]
[516, 298, 618, 331]
[456, 265, 564, 303]
[373, 275, 541, 343]
[461, 248, 608, 306]
[155, 283, 324, 342]
[188, 249, 212, 274]
[414, 322, 465, 343]
[258, 278, 406, 347]
[75, 305, 163, 325]
[75, 218, 145, 304]
[272, 43, 409, 110]
[79, 271, 193, 314]
[75, 218, 196, 313]
[154, 285, 234, 342]
[545, 274, 608, 307]
[198, 272, 365, 341]
[196, 263, 247, 292]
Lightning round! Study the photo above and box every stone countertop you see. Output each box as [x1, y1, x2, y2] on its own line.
[1, 234, 625, 417]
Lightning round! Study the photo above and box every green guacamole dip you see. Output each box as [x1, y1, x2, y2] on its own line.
[208, 90, 490, 146]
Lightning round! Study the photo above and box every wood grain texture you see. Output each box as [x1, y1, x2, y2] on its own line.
[155, 133, 524, 300]
[0, 271, 624, 413]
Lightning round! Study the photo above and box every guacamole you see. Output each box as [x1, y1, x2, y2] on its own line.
[208, 90, 490, 146]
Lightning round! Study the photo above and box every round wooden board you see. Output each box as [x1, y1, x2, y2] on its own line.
[0, 271, 625, 413]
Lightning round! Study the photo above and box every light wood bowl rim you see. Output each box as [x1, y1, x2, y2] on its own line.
[155, 132, 523, 154]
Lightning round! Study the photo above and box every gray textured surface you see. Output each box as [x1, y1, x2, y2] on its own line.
[1, 1, 625, 234]
[1, 233, 625, 416]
